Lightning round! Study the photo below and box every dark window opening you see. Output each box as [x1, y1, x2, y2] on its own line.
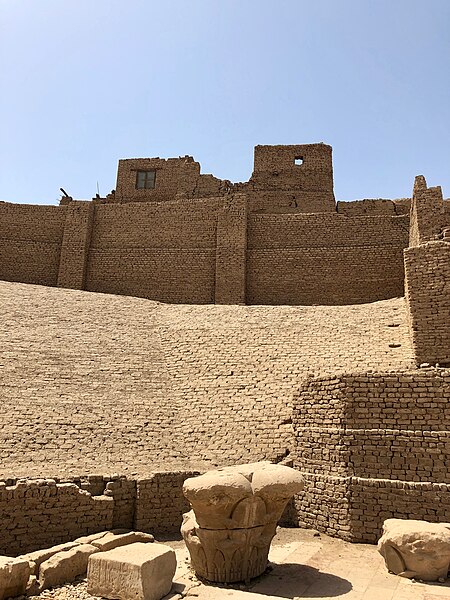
[136, 170, 156, 189]
[294, 157, 304, 166]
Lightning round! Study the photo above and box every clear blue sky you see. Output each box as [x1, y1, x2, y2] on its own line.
[1, 0, 449, 204]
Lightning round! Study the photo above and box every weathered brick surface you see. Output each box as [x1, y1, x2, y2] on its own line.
[292, 369, 450, 542]
[57, 202, 94, 290]
[404, 175, 450, 366]
[135, 472, 200, 535]
[0, 281, 413, 478]
[0, 203, 66, 285]
[405, 241, 450, 365]
[0, 480, 113, 556]
[0, 144, 429, 306]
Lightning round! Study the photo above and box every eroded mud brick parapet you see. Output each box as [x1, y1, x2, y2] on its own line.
[405, 175, 450, 366]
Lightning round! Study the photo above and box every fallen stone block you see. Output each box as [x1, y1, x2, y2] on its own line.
[87, 542, 176, 600]
[0, 556, 31, 600]
[74, 528, 130, 545]
[19, 541, 80, 576]
[378, 518, 450, 581]
[91, 531, 154, 552]
[39, 544, 99, 591]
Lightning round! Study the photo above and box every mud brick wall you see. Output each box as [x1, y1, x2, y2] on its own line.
[57, 201, 94, 289]
[249, 144, 335, 213]
[104, 477, 136, 530]
[215, 194, 247, 304]
[409, 175, 445, 246]
[0, 194, 414, 306]
[292, 369, 450, 542]
[0, 203, 66, 285]
[293, 474, 351, 540]
[0, 479, 113, 556]
[135, 471, 200, 535]
[85, 198, 220, 303]
[405, 241, 450, 365]
[337, 198, 410, 216]
[247, 213, 408, 304]
[349, 479, 450, 543]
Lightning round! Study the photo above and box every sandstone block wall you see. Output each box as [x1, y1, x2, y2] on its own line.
[0, 203, 67, 285]
[292, 369, 450, 542]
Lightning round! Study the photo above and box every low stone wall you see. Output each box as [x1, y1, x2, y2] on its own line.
[0, 479, 113, 556]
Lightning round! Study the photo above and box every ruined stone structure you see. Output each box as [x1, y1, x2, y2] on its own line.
[0, 143, 449, 558]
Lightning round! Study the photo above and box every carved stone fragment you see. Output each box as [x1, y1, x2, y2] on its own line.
[378, 518, 450, 581]
[181, 461, 303, 582]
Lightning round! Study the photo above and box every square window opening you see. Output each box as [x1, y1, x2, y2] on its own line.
[294, 157, 304, 166]
[136, 170, 156, 189]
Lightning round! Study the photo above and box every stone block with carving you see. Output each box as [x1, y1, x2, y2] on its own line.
[181, 461, 304, 582]
[378, 519, 450, 581]
[0, 557, 31, 600]
[87, 542, 176, 600]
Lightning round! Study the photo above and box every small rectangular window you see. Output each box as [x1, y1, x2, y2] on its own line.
[136, 170, 156, 189]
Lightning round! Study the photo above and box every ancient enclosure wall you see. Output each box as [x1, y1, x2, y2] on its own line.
[247, 213, 409, 304]
[292, 369, 450, 542]
[86, 198, 220, 303]
[0, 203, 67, 285]
[405, 241, 450, 365]
[1, 197, 411, 305]
[57, 201, 94, 289]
